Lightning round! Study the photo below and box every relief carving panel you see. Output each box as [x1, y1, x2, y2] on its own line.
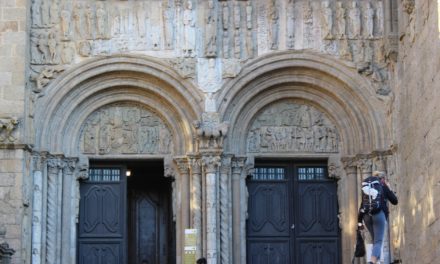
[80, 104, 173, 155]
[247, 101, 339, 153]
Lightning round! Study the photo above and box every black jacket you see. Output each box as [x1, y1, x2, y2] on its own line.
[358, 179, 398, 222]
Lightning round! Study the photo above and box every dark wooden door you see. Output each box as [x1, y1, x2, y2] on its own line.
[78, 166, 126, 264]
[128, 182, 171, 264]
[247, 162, 340, 264]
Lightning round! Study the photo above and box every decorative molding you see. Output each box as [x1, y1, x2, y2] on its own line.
[194, 113, 229, 151]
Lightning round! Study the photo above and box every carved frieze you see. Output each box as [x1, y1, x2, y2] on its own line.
[80, 103, 173, 155]
[247, 101, 339, 153]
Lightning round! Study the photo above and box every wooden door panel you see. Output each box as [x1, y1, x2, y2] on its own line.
[296, 239, 339, 264]
[297, 182, 339, 237]
[79, 242, 122, 264]
[247, 240, 290, 264]
[247, 182, 289, 237]
[79, 184, 124, 237]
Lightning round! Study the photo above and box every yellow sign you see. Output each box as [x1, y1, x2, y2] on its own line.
[184, 229, 197, 264]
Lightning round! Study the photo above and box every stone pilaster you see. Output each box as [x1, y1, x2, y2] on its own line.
[231, 156, 246, 264]
[188, 155, 203, 259]
[174, 156, 190, 263]
[31, 152, 46, 264]
[219, 154, 232, 264]
[202, 154, 221, 264]
[45, 156, 64, 264]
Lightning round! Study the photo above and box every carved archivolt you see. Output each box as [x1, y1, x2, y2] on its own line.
[80, 103, 173, 155]
[247, 101, 339, 153]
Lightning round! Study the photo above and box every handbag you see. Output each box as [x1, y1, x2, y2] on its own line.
[354, 229, 366, 257]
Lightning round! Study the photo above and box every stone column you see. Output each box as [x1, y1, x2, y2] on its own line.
[219, 155, 232, 264]
[231, 156, 246, 264]
[188, 155, 203, 259]
[45, 156, 63, 264]
[202, 155, 221, 264]
[31, 152, 46, 264]
[357, 156, 373, 180]
[175, 157, 190, 263]
[341, 157, 359, 264]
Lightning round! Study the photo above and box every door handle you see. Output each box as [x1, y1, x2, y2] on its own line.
[291, 224, 295, 229]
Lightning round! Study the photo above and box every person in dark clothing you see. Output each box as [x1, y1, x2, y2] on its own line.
[358, 171, 398, 264]
[196, 258, 207, 264]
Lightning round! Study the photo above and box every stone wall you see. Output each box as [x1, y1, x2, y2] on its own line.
[0, 0, 29, 263]
[392, 0, 440, 263]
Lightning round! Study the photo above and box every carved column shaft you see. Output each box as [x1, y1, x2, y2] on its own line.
[45, 157, 62, 264]
[31, 153, 45, 264]
[231, 157, 246, 264]
[189, 156, 203, 259]
[341, 158, 358, 263]
[175, 157, 190, 262]
[202, 155, 221, 264]
[219, 155, 232, 264]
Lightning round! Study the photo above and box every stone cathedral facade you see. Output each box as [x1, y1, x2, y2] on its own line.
[0, 0, 439, 263]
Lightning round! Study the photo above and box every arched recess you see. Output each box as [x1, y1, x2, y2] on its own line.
[33, 55, 204, 156]
[218, 51, 390, 156]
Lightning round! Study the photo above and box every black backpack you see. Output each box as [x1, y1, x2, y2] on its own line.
[361, 176, 383, 214]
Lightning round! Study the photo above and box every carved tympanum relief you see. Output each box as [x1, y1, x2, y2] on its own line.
[247, 101, 339, 153]
[80, 104, 173, 155]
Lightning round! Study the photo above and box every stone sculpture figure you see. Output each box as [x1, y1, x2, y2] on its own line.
[233, 2, 241, 30]
[96, 2, 107, 39]
[246, 1, 252, 30]
[136, 2, 147, 38]
[37, 33, 48, 63]
[0, 118, 19, 143]
[364, 1, 375, 39]
[183, 0, 196, 57]
[41, 0, 50, 27]
[348, 1, 361, 39]
[321, 1, 334, 40]
[31, 0, 42, 27]
[31, 32, 43, 64]
[112, 7, 121, 36]
[269, 0, 279, 50]
[60, 6, 71, 40]
[222, 2, 229, 30]
[84, 4, 94, 39]
[49, 0, 59, 25]
[61, 42, 75, 64]
[336, 2, 346, 39]
[376, 0, 384, 36]
[303, 1, 313, 47]
[72, 3, 83, 39]
[47, 31, 58, 64]
[163, 3, 174, 49]
[205, 0, 217, 57]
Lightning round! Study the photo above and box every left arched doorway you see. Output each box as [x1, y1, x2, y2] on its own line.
[78, 160, 174, 264]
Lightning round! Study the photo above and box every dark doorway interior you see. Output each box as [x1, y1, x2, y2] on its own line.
[77, 160, 174, 264]
[127, 161, 174, 264]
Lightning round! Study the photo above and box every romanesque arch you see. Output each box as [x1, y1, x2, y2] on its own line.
[33, 55, 204, 156]
[218, 51, 390, 156]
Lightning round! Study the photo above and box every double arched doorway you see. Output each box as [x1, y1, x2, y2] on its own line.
[30, 51, 392, 264]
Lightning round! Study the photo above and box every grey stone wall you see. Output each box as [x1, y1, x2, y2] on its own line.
[392, 1, 440, 263]
[0, 0, 29, 263]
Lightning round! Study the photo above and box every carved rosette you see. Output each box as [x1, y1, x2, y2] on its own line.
[247, 101, 339, 154]
[80, 103, 173, 155]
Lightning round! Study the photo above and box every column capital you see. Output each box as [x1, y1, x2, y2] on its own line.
[202, 155, 221, 174]
[188, 155, 202, 175]
[220, 154, 233, 174]
[174, 156, 190, 175]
